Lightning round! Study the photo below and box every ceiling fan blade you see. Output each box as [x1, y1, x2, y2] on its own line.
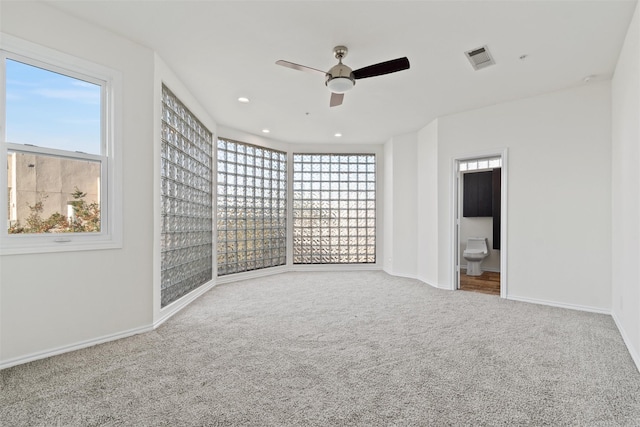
[276, 60, 326, 75]
[330, 92, 344, 107]
[352, 57, 410, 80]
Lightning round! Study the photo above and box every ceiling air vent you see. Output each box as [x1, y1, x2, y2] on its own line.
[465, 45, 495, 71]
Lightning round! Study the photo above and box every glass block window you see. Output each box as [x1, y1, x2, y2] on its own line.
[293, 154, 376, 264]
[217, 138, 287, 276]
[160, 85, 213, 307]
[459, 156, 501, 172]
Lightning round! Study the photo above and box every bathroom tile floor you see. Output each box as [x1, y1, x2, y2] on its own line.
[459, 270, 500, 296]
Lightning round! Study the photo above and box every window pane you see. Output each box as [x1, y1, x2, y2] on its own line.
[293, 153, 376, 264]
[216, 138, 287, 276]
[160, 85, 213, 307]
[489, 158, 502, 168]
[5, 59, 102, 155]
[7, 151, 101, 234]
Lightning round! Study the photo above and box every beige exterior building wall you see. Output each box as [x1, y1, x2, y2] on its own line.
[7, 152, 100, 225]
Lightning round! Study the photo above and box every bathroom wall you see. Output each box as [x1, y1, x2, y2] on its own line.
[460, 217, 499, 272]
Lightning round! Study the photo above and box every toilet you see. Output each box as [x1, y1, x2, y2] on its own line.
[463, 237, 489, 276]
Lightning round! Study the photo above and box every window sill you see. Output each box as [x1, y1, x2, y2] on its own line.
[0, 235, 123, 255]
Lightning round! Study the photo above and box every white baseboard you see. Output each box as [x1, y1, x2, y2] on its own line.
[612, 311, 640, 373]
[289, 264, 383, 274]
[216, 265, 290, 285]
[416, 277, 446, 290]
[460, 265, 500, 273]
[506, 294, 610, 315]
[385, 270, 417, 280]
[0, 324, 153, 370]
[154, 280, 218, 329]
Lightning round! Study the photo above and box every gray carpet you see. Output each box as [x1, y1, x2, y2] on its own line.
[2, 271, 640, 426]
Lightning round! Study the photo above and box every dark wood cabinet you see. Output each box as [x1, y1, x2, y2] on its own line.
[463, 171, 493, 217]
[492, 168, 501, 250]
[463, 168, 501, 250]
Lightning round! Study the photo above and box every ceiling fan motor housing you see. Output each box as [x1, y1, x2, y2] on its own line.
[325, 63, 355, 93]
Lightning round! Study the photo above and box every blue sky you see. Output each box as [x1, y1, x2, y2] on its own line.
[5, 59, 101, 155]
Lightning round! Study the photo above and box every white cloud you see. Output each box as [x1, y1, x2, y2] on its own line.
[32, 88, 100, 104]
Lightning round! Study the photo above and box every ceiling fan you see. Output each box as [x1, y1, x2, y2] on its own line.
[276, 46, 410, 107]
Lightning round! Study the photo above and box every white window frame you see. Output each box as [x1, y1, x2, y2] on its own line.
[0, 34, 122, 255]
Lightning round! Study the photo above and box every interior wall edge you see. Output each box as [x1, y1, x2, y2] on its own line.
[383, 270, 417, 281]
[154, 280, 218, 330]
[414, 276, 443, 290]
[612, 312, 640, 372]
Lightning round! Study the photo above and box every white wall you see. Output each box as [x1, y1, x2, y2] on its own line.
[383, 140, 394, 273]
[612, 3, 640, 368]
[416, 120, 439, 286]
[383, 133, 417, 278]
[434, 82, 612, 311]
[0, 2, 155, 367]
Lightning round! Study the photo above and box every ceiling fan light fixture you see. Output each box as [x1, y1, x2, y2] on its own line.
[326, 76, 355, 94]
[277, 45, 409, 107]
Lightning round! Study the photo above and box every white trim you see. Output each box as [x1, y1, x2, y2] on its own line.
[612, 312, 640, 373]
[460, 265, 501, 273]
[451, 156, 459, 290]
[0, 324, 153, 370]
[381, 269, 416, 280]
[1, 268, 619, 370]
[507, 294, 610, 315]
[154, 280, 218, 329]
[0, 33, 123, 255]
[216, 265, 290, 285]
[290, 144, 384, 270]
[289, 264, 383, 273]
[451, 148, 508, 297]
[286, 150, 294, 269]
[415, 277, 447, 290]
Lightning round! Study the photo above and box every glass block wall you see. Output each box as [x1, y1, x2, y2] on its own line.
[160, 85, 213, 307]
[292, 154, 376, 264]
[217, 138, 287, 276]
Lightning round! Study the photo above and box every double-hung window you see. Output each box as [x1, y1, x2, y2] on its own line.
[0, 35, 121, 254]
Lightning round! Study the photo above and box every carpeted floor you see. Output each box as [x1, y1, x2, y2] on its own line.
[2, 271, 640, 426]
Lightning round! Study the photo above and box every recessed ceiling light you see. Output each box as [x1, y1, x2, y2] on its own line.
[334, 133, 342, 137]
[262, 129, 270, 134]
[238, 97, 250, 103]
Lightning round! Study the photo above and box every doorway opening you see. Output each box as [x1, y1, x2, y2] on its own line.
[452, 150, 508, 297]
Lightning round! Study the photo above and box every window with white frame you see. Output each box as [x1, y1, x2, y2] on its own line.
[0, 36, 121, 254]
[292, 153, 376, 264]
[459, 157, 501, 172]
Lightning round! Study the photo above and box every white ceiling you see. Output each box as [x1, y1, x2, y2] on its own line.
[45, 0, 637, 145]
